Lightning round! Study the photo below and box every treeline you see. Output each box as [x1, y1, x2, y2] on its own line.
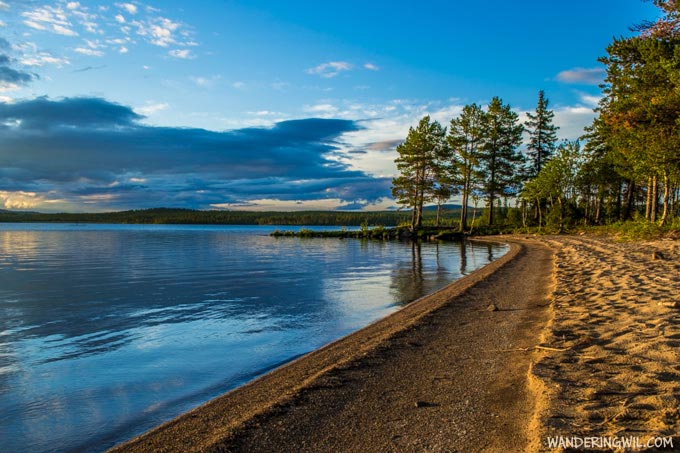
[0, 207, 413, 226]
[391, 94, 553, 231]
[393, 1, 680, 232]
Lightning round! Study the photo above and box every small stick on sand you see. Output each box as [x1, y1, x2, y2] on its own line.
[499, 345, 571, 353]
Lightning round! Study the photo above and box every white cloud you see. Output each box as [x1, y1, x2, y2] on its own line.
[20, 52, 70, 67]
[0, 191, 45, 210]
[0, 20, 5, 27]
[211, 198, 392, 212]
[135, 102, 169, 116]
[0, 1, 9, 11]
[168, 49, 194, 59]
[556, 67, 606, 85]
[23, 20, 47, 31]
[553, 106, 597, 140]
[0, 82, 20, 93]
[579, 93, 602, 107]
[22, 6, 79, 36]
[116, 3, 138, 15]
[248, 110, 283, 117]
[53, 24, 78, 36]
[14, 1, 196, 61]
[74, 47, 104, 57]
[364, 63, 379, 71]
[190, 75, 221, 88]
[232, 81, 245, 89]
[304, 103, 338, 116]
[306, 61, 353, 78]
[146, 17, 181, 47]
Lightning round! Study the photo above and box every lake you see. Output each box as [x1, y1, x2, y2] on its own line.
[0, 224, 508, 452]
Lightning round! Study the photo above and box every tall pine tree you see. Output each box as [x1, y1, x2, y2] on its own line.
[447, 103, 486, 231]
[479, 97, 525, 225]
[525, 90, 558, 177]
[391, 116, 447, 230]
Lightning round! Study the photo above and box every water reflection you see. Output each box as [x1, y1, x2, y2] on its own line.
[387, 240, 498, 306]
[0, 224, 507, 452]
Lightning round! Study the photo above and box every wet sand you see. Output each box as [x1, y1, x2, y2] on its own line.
[111, 238, 554, 452]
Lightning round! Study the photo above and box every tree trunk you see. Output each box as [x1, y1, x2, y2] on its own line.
[660, 172, 670, 226]
[469, 200, 478, 234]
[646, 176, 653, 221]
[488, 192, 495, 226]
[615, 181, 623, 221]
[652, 174, 658, 223]
[623, 179, 635, 221]
[460, 174, 469, 232]
[410, 187, 417, 231]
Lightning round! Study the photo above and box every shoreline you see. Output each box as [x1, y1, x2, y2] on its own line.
[110, 238, 555, 452]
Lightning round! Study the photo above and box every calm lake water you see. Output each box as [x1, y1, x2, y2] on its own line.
[0, 224, 507, 452]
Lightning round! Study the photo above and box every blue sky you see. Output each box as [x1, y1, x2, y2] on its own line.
[0, 0, 660, 212]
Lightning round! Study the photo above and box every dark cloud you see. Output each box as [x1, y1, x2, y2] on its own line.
[71, 65, 107, 73]
[0, 97, 142, 129]
[0, 37, 37, 88]
[0, 96, 390, 210]
[366, 139, 403, 152]
[0, 58, 36, 86]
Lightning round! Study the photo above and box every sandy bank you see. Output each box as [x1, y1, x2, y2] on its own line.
[531, 235, 680, 450]
[110, 239, 554, 452]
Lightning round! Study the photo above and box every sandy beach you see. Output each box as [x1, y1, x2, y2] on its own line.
[531, 235, 680, 450]
[110, 235, 680, 452]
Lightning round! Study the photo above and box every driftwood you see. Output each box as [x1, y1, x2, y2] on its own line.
[498, 345, 571, 353]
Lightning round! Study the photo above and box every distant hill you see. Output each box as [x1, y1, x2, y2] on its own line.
[423, 204, 463, 212]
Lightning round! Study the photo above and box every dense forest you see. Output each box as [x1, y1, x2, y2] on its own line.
[0, 208, 416, 226]
[392, 0, 680, 235]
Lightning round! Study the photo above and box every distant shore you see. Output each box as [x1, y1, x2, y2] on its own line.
[110, 235, 680, 452]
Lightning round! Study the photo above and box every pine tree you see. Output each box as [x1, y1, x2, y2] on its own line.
[599, 35, 680, 224]
[525, 90, 558, 177]
[447, 103, 486, 231]
[479, 97, 525, 225]
[391, 116, 447, 230]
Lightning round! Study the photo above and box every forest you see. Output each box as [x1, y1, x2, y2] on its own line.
[392, 0, 680, 236]
[0, 207, 414, 227]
